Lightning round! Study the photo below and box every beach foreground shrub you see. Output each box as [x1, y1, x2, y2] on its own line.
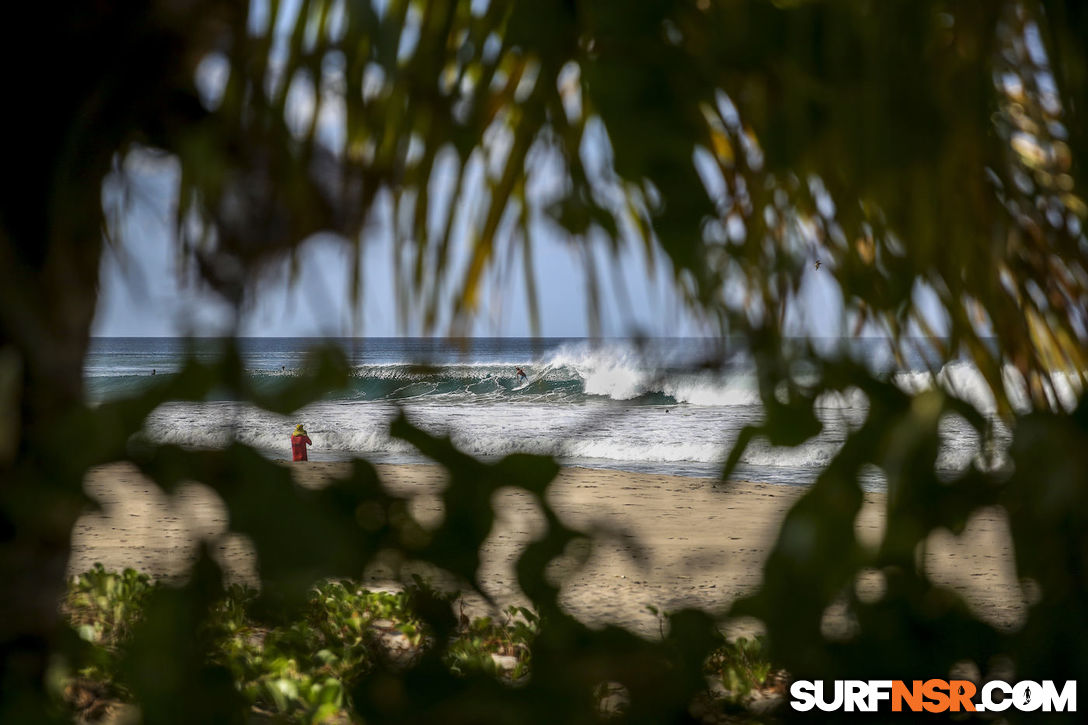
[59, 566, 782, 723]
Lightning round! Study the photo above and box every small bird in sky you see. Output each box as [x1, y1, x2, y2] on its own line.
[814, 259, 821, 271]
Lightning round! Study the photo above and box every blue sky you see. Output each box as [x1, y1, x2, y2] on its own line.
[92, 227, 701, 338]
[91, 151, 708, 338]
[91, 147, 930, 340]
[91, 0, 803, 339]
[91, 0, 914, 340]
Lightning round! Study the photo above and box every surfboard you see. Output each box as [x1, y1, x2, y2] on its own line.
[510, 365, 550, 391]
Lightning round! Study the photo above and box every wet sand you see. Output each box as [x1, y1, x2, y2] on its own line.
[71, 462, 1024, 636]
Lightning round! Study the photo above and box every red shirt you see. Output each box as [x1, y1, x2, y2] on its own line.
[291, 434, 312, 461]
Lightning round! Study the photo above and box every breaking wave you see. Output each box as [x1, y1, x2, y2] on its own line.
[87, 343, 846, 409]
[89, 338, 1050, 482]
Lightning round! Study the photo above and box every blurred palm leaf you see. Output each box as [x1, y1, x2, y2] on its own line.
[134, 0, 1087, 411]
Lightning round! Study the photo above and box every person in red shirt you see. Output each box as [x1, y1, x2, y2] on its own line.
[291, 423, 312, 461]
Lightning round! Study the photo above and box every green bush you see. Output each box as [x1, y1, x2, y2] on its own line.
[706, 637, 774, 703]
[60, 568, 769, 723]
[66, 564, 156, 649]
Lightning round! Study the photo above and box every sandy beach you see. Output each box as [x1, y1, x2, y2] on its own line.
[72, 462, 1024, 637]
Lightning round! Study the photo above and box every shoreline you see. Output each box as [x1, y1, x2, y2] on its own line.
[282, 450, 742, 486]
[72, 461, 1023, 637]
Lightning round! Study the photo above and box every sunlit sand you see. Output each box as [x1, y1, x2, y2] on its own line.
[73, 462, 1024, 638]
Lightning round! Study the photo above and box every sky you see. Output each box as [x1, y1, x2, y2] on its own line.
[91, 151, 714, 338]
[90, 148, 871, 339]
[89, 144, 873, 340]
[89, 0, 905, 341]
[92, 225, 704, 339]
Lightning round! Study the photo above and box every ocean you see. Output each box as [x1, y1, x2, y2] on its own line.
[84, 337, 1007, 487]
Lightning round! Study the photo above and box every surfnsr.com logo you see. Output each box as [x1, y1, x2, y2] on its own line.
[790, 679, 1076, 713]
